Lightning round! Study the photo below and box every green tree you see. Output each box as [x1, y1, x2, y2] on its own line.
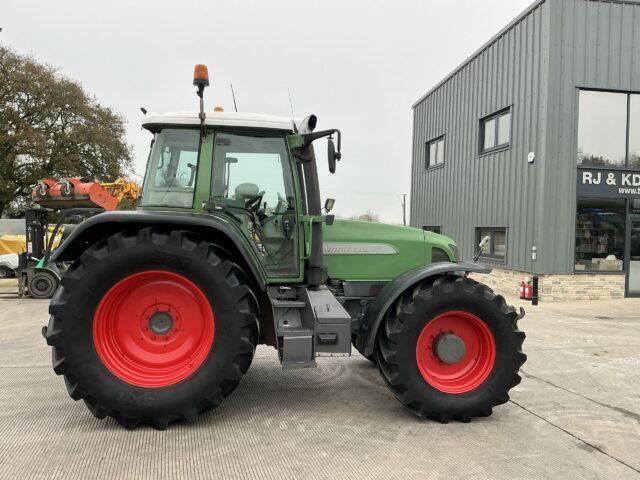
[0, 46, 132, 217]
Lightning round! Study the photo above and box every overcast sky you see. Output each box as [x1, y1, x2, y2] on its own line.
[2, 0, 532, 223]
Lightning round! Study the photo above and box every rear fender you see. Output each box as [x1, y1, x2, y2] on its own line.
[356, 262, 492, 357]
[51, 210, 265, 289]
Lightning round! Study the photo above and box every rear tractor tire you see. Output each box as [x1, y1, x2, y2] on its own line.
[377, 275, 526, 422]
[43, 228, 259, 430]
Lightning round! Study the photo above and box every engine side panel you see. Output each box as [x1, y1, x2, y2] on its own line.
[322, 219, 455, 281]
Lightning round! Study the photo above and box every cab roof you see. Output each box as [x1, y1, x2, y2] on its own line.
[141, 111, 297, 132]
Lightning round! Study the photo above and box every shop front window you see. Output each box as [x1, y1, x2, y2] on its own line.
[575, 199, 625, 272]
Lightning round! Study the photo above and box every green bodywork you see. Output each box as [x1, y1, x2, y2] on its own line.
[323, 219, 456, 282]
[138, 127, 458, 287]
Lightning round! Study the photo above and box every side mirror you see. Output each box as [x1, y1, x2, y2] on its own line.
[324, 198, 335, 212]
[328, 137, 342, 174]
[473, 236, 491, 263]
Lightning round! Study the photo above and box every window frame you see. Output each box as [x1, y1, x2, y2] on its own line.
[475, 227, 507, 261]
[576, 88, 640, 170]
[479, 107, 512, 155]
[422, 225, 441, 234]
[425, 135, 445, 169]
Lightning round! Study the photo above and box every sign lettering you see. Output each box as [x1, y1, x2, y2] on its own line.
[577, 168, 640, 198]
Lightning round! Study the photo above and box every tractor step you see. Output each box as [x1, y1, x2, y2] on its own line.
[278, 328, 316, 369]
[270, 286, 352, 369]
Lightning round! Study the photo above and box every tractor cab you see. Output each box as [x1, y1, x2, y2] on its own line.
[139, 111, 303, 278]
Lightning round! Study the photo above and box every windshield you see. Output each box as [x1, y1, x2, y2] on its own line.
[141, 128, 200, 208]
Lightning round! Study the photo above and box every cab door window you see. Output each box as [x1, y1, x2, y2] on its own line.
[212, 132, 298, 277]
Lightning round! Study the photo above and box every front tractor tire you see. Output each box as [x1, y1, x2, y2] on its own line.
[43, 228, 259, 430]
[377, 275, 526, 422]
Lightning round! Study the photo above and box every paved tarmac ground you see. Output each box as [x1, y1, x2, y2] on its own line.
[0, 278, 639, 479]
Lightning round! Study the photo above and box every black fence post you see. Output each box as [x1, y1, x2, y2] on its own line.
[532, 275, 539, 306]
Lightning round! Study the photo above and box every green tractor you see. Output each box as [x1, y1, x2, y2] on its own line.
[42, 65, 526, 429]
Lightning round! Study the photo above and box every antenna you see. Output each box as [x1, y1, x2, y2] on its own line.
[230, 84, 238, 112]
[287, 88, 295, 119]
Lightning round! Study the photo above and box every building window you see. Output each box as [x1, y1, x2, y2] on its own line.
[577, 90, 640, 169]
[476, 227, 507, 260]
[575, 199, 625, 272]
[425, 136, 445, 168]
[480, 108, 511, 153]
[422, 225, 441, 234]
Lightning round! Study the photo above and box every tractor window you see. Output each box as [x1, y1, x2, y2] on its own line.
[212, 132, 298, 277]
[141, 128, 200, 208]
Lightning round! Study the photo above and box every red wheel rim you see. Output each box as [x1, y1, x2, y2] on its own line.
[93, 270, 215, 388]
[416, 310, 495, 394]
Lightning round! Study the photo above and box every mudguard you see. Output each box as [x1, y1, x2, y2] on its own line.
[356, 261, 492, 357]
[50, 210, 265, 289]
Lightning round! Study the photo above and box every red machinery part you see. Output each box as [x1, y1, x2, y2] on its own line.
[32, 177, 118, 211]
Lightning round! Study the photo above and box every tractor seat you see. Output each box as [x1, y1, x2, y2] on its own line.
[234, 183, 260, 200]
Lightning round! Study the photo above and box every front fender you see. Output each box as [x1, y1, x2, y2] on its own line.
[51, 210, 265, 289]
[356, 262, 492, 357]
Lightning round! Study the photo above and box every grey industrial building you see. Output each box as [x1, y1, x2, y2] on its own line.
[410, 0, 640, 299]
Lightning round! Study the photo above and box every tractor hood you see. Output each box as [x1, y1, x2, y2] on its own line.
[322, 219, 457, 282]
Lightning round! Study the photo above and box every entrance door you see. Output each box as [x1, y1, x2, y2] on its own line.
[628, 216, 640, 296]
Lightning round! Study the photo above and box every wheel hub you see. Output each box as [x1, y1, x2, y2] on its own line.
[416, 310, 496, 394]
[433, 333, 466, 364]
[93, 270, 215, 388]
[148, 311, 174, 335]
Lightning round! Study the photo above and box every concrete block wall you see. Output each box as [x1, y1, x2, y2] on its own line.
[471, 267, 626, 302]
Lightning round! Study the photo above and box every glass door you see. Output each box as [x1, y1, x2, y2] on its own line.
[628, 216, 640, 296]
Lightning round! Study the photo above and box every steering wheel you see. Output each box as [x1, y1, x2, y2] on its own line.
[244, 190, 266, 213]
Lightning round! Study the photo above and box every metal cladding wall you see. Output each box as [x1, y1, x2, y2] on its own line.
[410, 0, 640, 275]
[410, 0, 552, 273]
[544, 0, 640, 273]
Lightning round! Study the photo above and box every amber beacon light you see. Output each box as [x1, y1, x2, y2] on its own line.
[193, 64, 210, 87]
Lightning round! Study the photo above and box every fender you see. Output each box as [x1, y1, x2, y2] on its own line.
[356, 261, 492, 357]
[50, 210, 265, 289]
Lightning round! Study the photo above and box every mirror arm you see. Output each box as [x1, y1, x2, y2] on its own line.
[300, 129, 339, 148]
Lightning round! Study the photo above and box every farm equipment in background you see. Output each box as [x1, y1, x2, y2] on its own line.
[15, 178, 140, 299]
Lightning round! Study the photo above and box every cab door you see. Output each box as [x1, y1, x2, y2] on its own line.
[210, 131, 299, 278]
